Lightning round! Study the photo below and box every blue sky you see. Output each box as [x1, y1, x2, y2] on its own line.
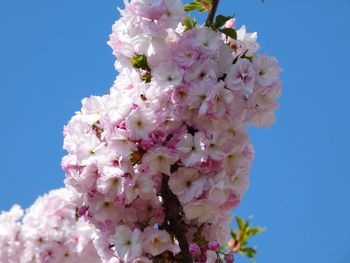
[0, 0, 349, 262]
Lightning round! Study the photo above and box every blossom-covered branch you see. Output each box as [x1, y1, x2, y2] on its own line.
[61, 0, 282, 262]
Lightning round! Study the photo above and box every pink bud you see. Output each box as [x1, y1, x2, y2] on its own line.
[139, 139, 154, 151]
[208, 240, 220, 251]
[77, 206, 89, 217]
[117, 120, 126, 129]
[200, 244, 208, 253]
[224, 253, 235, 263]
[189, 243, 200, 255]
[198, 254, 207, 262]
[224, 18, 236, 29]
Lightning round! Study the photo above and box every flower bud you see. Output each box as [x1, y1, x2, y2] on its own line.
[189, 243, 200, 255]
[208, 240, 220, 251]
[224, 253, 235, 263]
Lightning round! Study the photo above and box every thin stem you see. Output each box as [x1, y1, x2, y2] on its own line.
[206, 0, 221, 26]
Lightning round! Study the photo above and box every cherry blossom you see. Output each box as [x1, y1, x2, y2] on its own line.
[62, 0, 282, 262]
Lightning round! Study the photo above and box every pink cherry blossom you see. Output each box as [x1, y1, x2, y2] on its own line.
[110, 225, 142, 261]
[61, 0, 282, 261]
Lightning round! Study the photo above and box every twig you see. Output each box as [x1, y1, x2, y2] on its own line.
[206, 0, 221, 26]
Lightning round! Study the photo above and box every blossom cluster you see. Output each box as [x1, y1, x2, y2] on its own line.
[0, 205, 23, 263]
[0, 188, 99, 263]
[62, 0, 281, 262]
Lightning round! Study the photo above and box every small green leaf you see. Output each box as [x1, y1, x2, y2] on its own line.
[230, 229, 237, 239]
[130, 54, 149, 70]
[240, 247, 257, 260]
[184, 2, 205, 12]
[182, 14, 197, 31]
[236, 217, 246, 230]
[221, 28, 237, 40]
[246, 227, 265, 237]
[214, 15, 233, 29]
[130, 151, 143, 166]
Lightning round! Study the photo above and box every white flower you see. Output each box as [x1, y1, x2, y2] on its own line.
[104, 91, 133, 124]
[230, 168, 249, 198]
[177, 132, 207, 166]
[126, 175, 154, 204]
[97, 166, 125, 199]
[110, 226, 142, 261]
[159, 0, 186, 28]
[75, 133, 107, 165]
[196, 27, 222, 53]
[168, 167, 205, 203]
[81, 96, 106, 124]
[109, 128, 138, 157]
[142, 147, 178, 175]
[126, 107, 155, 140]
[183, 200, 219, 223]
[208, 81, 234, 117]
[253, 53, 281, 87]
[226, 59, 256, 94]
[206, 132, 228, 161]
[237, 25, 259, 53]
[184, 59, 216, 83]
[152, 62, 184, 88]
[142, 227, 173, 256]
[208, 180, 231, 206]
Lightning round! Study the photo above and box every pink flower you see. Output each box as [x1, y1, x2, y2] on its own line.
[253, 53, 281, 88]
[142, 227, 174, 256]
[152, 62, 184, 88]
[226, 59, 256, 94]
[129, 0, 167, 20]
[168, 167, 205, 203]
[126, 107, 155, 140]
[142, 146, 178, 175]
[224, 18, 236, 29]
[110, 225, 142, 261]
[177, 132, 207, 166]
[189, 243, 200, 255]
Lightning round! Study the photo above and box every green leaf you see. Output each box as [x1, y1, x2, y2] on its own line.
[182, 14, 197, 31]
[130, 151, 143, 166]
[236, 217, 246, 230]
[193, 223, 208, 245]
[240, 247, 257, 260]
[230, 229, 237, 239]
[214, 15, 233, 29]
[130, 54, 149, 70]
[221, 28, 237, 40]
[184, 2, 205, 12]
[246, 227, 265, 237]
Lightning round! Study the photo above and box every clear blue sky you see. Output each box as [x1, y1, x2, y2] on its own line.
[0, 0, 349, 262]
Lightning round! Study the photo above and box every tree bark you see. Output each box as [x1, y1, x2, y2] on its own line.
[160, 174, 193, 263]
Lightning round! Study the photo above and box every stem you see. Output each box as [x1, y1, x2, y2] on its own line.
[160, 174, 193, 263]
[206, 0, 221, 26]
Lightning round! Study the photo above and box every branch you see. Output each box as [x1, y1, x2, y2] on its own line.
[160, 174, 193, 263]
[206, 0, 220, 26]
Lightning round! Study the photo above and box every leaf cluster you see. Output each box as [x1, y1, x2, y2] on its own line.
[230, 217, 265, 261]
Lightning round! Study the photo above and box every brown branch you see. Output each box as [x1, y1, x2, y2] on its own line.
[206, 0, 221, 26]
[160, 174, 193, 263]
